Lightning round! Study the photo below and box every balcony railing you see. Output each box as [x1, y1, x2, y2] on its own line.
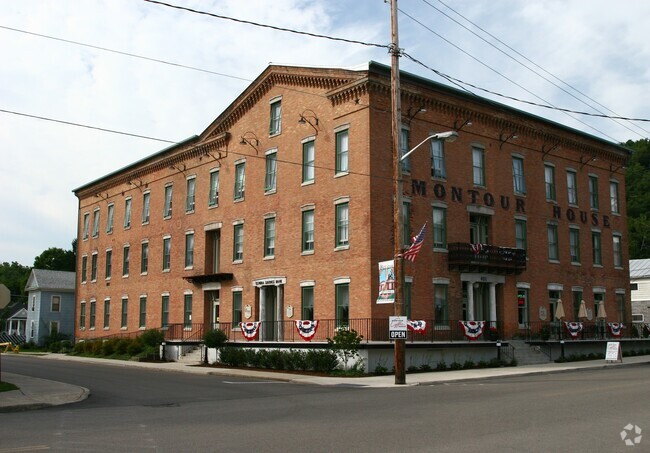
[447, 242, 526, 274]
[519, 321, 639, 341]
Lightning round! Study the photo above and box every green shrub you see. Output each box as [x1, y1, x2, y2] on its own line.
[463, 360, 475, 369]
[306, 349, 338, 373]
[435, 361, 447, 371]
[91, 340, 103, 356]
[139, 329, 164, 348]
[204, 329, 228, 349]
[374, 364, 389, 374]
[284, 350, 307, 371]
[419, 363, 432, 372]
[115, 338, 131, 355]
[450, 361, 463, 370]
[327, 329, 363, 371]
[126, 339, 144, 356]
[102, 339, 118, 356]
[407, 365, 419, 373]
[477, 360, 489, 368]
[73, 341, 85, 354]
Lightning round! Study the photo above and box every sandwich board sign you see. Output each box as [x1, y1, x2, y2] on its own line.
[389, 316, 407, 340]
[605, 342, 622, 363]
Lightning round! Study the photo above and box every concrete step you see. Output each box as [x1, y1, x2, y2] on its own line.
[509, 340, 551, 365]
[178, 345, 203, 363]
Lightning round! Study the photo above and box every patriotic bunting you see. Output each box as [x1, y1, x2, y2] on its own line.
[239, 321, 261, 341]
[564, 321, 583, 339]
[607, 322, 625, 337]
[407, 320, 427, 334]
[459, 321, 485, 340]
[470, 243, 484, 255]
[295, 320, 319, 341]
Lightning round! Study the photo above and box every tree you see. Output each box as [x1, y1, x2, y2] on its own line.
[0, 261, 31, 302]
[33, 245, 75, 271]
[625, 139, 650, 258]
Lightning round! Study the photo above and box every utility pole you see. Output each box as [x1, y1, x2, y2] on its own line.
[390, 0, 406, 385]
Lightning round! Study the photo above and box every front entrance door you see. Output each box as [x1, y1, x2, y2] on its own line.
[263, 286, 277, 341]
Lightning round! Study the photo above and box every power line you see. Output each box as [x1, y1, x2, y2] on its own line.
[422, 0, 650, 139]
[142, 0, 390, 50]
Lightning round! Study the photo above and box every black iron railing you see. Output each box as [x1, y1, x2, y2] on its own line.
[447, 243, 526, 274]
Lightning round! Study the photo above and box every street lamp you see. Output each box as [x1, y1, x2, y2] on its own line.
[393, 130, 458, 385]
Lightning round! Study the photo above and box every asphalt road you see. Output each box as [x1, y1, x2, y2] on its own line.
[2, 356, 648, 452]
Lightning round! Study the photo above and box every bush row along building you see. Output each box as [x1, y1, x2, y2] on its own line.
[73, 62, 631, 342]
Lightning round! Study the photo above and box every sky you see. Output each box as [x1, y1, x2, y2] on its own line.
[1, 0, 649, 267]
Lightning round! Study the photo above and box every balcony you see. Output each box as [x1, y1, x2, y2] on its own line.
[447, 243, 526, 274]
[183, 272, 234, 284]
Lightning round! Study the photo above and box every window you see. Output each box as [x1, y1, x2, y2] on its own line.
[92, 209, 100, 238]
[613, 234, 623, 268]
[164, 185, 173, 218]
[265, 151, 277, 192]
[233, 290, 243, 324]
[400, 128, 410, 173]
[105, 249, 112, 279]
[82, 212, 90, 240]
[512, 156, 526, 195]
[51, 295, 61, 312]
[302, 209, 315, 252]
[103, 299, 110, 329]
[161, 295, 169, 328]
[106, 204, 114, 233]
[139, 296, 147, 328]
[544, 164, 556, 201]
[434, 283, 448, 325]
[431, 139, 446, 179]
[121, 297, 128, 328]
[91, 253, 98, 281]
[302, 140, 315, 183]
[335, 129, 349, 174]
[472, 147, 485, 186]
[234, 162, 245, 200]
[162, 237, 171, 271]
[141, 241, 149, 274]
[264, 217, 276, 257]
[589, 175, 599, 210]
[122, 245, 130, 276]
[89, 300, 96, 329]
[124, 198, 132, 228]
[572, 290, 583, 320]
[569, 228, 581, 264]
[616, 292, 626, 323]
[592, 231, 602, 266]
[432, 206, 447, 248]
[404, 279, 412, 319]
[335, 282, 349, 327]
[269, 98, 281, 135]
[185, 232, 194, 268]
[517, 288, 529, 326]
[610, 180, 620, 214]
[186, 177, 196, 213]
[142, 192, 150, 224]
[402, 201, 411, 247]
[594, 292, 604, 321]
[301, 285, 314, 320]
[515, 218, 527, 251]
[233, 223, 244, 261]
[79, 302, 86, 329]
[81, 256, 88, 283]
[50, 321, 59, 336]
[548, 290, 561, 323]
[208, 169, 220, 207]
[567, 170, 578, 205]
[184, 294, 193, 328]
[548, 224, 559, 261]
[335, 202, 349, 248]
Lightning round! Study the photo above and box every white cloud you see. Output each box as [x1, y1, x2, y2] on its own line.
[0, 0, 648, 265]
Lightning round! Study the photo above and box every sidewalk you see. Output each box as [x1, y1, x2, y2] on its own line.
[2, 352, 649, 412]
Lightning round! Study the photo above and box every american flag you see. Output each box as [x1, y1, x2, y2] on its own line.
[401, 222, 427, 262]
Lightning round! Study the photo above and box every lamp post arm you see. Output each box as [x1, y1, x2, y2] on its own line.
[400, 131, 458, 162]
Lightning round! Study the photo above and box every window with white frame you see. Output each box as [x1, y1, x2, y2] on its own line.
[301, 283, 314, 320]
[105, 249, 112, 279]
[402, 200, 411, 248]
[265, 150, 277, 193]
[302, 139, 315, 183]
[163, 185, 173, 218]
[302, 208, 315, 253]
[121, 297, 128, 329]
[269, 98, 281, 135]
[122, 245, 130, 276]
[90, 300, 96, 329]
[186, 177, 196, 213]
[185, 232, 194, 268]
[91, 252, 98, 281]
[162, 236, 171, 271]
[434, 281, 449, 325]
[264, 216, 276, 258]
[82, 212, 90, 240]
[592, 230, 602, 266]
[139, 295, 147, 328]
[51, 295, 61, 312]
[208, 169, 220, 207]
[79, 301, 86, 329]
[161, 294, 169, 328]
[400, 128, 410, 173]
[142, 192, 150, 224]
[81, 255, 88, 283]
[335, 200, 349, 248]
[103, 298, 110, 329]
[567, 170, 578, 205]
[544, 164, 556, 201]
[610, 180, 619, 214]
[431, 139, 446, 179]
[512, 156, 526, 195]
[92, 208, 100, 238]
[432, 205, 447, 249]
[588, 175, 599, 210]
[106, 203, 114, 233]
[335, 280, 350, 327]
[548, 223, 559, 261]
[141, 241, 149, 274]
[335, 129, 349, 174]
[233, 222, 244, 261]
[232, 290, 243, 324]
[234, 162, 245, 200]
[50, 320, 59, 336]
[472, 146, 485, 186]
[124, 198, 132, 228]
[184, 293, 193, 328]
[515, 218, 527, 251]
[569, 227, 580, 264]
[613, 234, 623, 268]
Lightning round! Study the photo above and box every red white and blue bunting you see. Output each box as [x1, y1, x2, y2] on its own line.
[564, 321, 583, 339]
[239, 321, 260, 341]
[607, 322, 625, 337]
[407, 320, 427, 334]
[459, 321, 485, 340]
[295, 320, 319, 341]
